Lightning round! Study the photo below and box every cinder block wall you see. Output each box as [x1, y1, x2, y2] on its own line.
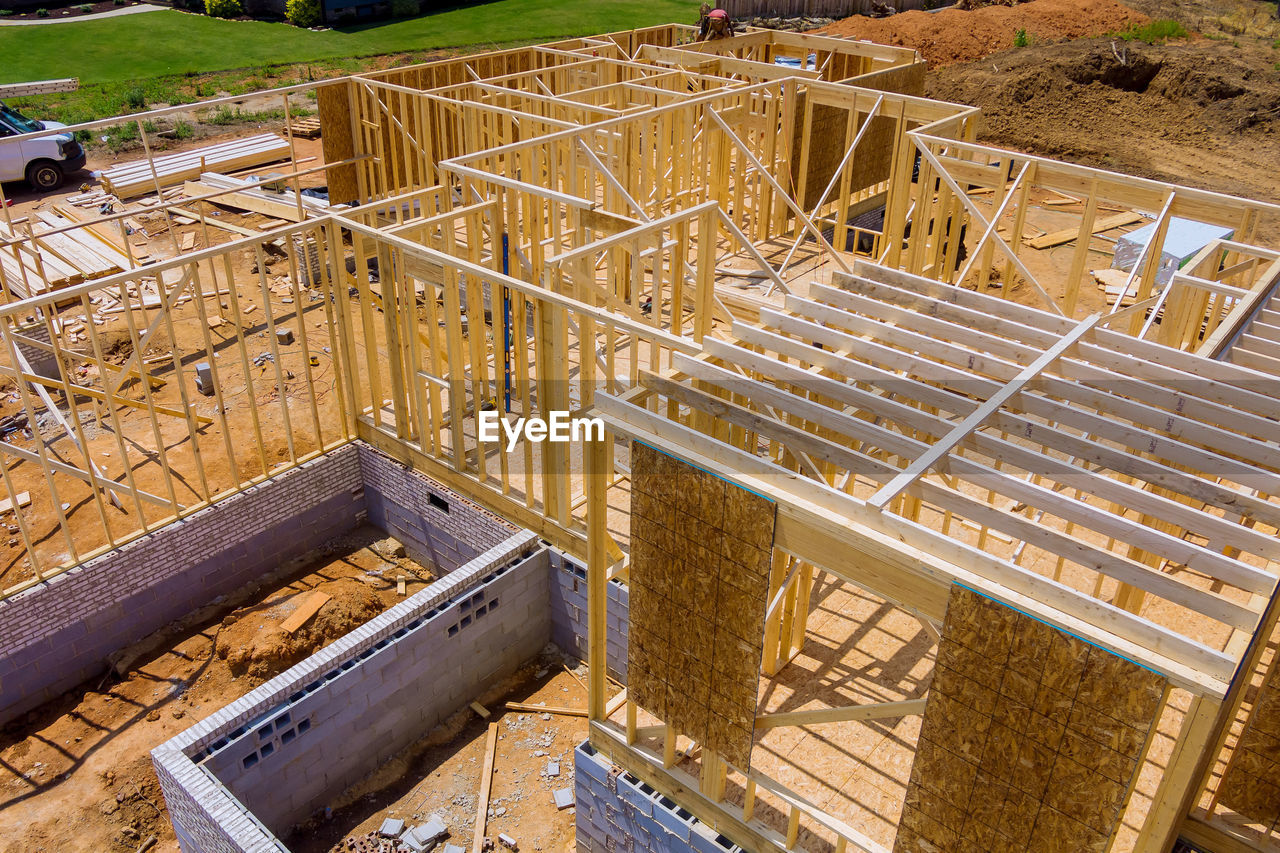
[358, 445, 514, 572]
[548, 551, 629, 682]
[0, 446, 365, 725]
[574, 743, 740, 853]
[154, 532, 545, 851]
[0, 441, 520, 728]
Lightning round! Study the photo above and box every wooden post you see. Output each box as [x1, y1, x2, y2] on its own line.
[587, 430, 610, 722]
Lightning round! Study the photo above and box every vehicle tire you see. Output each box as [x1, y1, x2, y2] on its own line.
[25, 160, 64, 192]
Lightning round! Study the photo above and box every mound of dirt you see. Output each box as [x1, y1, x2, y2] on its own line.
[815, 0, 1148, 67]
[215, 578, 383, 680]
[927, 38, 1280, 170]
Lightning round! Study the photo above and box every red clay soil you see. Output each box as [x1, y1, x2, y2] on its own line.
[814, 0, 1149, 67]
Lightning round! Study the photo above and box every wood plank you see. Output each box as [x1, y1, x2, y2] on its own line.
[1025, 210, 1144, 250]
[0, 492, 31, 513]
[280, 589, 330, 633]
[472, 721, 498, 853]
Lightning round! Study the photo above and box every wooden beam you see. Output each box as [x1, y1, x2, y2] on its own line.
[867, 312, 1100, 510]
[755, 698, 926, 730]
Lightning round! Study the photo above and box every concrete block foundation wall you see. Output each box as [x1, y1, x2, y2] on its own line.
[549, 550, 629, 682]
[574, 743, 741, 853]
[0, 445, 365, 725]
[358, 444, 515, 573]
[154, 530, 546, 852]
[0, 441, 518, 727]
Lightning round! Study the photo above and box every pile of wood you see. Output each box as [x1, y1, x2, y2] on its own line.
[288, 117, 322, 139]
[100, 134, 292, 199]
[0, 212, 134, 299]
[183, 171, 330, 223]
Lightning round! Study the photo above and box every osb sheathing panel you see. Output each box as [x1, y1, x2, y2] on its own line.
[317, 80, 358, 205]
[1218, 654, 1280, 828]
[789, 98, 896, 210]
[894, 585, 1167, 853]
[627, 441, 775, 770]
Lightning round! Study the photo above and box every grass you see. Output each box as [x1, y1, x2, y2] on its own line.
[0, 0, 690, 86]
[1111, 19, 1190, 44]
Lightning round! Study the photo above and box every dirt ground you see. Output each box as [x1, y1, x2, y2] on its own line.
[0, 525, 437, 853]
[0, 131, 347, 592]
[816, 0, 1150, 67]
[926, 28, 1280, 210]
[3, 1, 1280, 850]
[290, 658, 594, 853]
[821, 0, 1280, 262]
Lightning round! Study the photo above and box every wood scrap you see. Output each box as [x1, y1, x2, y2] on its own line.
[0, 492, 31, 513]
[1025, 211, 1144, 250]
[281, 589, 330, 633]
[472, 722, 498, 853]
[503, 702, 588, 717]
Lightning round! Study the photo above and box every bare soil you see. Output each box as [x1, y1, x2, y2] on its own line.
[289, 658, 592, 853]
[926, 37, 1280, 206]
[816, 0, 1149, 67]
[0, 525, 434, 853]
[822, 0, 1280, 240]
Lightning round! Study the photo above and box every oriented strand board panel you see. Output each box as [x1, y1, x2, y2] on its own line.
[895, 585, 1167, 853]
[627, 441, 775, 770]
[1217, 654, 1280, 828]
[318, 79, 358, 205]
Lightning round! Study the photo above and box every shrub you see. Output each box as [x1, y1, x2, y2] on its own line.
[204, 0, 243, 18]
[1113, 19, 1189, 44]
[1012, 28, 1029, 47]
[113, 0, 126, 5]
[36, 8, 49, 16]
[286, 0, 320, 27]
[142, 119, 158, 132]
[390, 0, 417, 17]
[173, 120, 194, 139]
[76, 3, 92, 11]
[124, 87, 147, 109]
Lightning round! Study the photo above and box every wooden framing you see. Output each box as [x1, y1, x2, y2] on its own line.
[5, 23, 1280, 853]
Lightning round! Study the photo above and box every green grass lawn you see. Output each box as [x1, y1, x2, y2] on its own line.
[0, 0, 691, 85]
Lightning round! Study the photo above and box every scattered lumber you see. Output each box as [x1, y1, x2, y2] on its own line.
[1025, 211, 1144, 250]
[281, 589, 330, 633]
[0, 208, 132, 299]
[184, 171, 329, 222]
[503, 702, 588, 717]
[100, 134, 292, 199]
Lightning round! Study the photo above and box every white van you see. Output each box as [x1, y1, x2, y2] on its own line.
[0, 102, 86, 192]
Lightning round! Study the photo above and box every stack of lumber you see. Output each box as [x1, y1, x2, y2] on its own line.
[288, 117, 322, 139]
[100, 134, 292, 199]
[183, 171, 329, 223]
[0, 213, 134, 299]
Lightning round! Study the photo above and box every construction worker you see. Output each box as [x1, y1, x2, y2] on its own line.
[700, 7, 736, 41]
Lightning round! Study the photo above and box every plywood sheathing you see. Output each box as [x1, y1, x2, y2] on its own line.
[895, 584, 1167, 853]
[1218, 650, 1280, 829]
[627, 440, 775, 770]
